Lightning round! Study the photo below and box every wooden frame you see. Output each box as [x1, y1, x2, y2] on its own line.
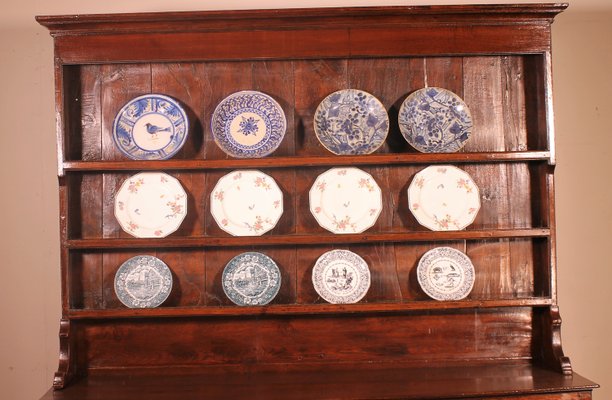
[37, 4, 598, 399]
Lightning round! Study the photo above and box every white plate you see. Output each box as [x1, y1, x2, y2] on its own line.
[417, 247, 475, 301]
[309, 167, 382, 234]
[408, 165, 480, 231]
[211, 90, 286, 158]
[114, 172, 187, 238]
[222, 252, 281, 306]
[112, 94, 189, 160]
[312, 249, 370, 304]
[210, 170, 284, 236]
[114, 255, 173, 308]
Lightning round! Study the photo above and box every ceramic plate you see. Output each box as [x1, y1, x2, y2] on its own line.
[309, 167, 382, 234]
[114, 172, 187, 238]
[211, 170, 283, 236]
[314, 89, 389, 155]
[398, 87, 472, 153]
[211, 90, 286, 158]
[417, 247, 475, 301]
[408, 165, 480, 231]
[312, 249, 370, 304]
[222, 252, 281, 306]
[113, 94, 189, 160]
[114, 255, 173, 308]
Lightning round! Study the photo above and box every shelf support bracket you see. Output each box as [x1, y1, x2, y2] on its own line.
[53, 318, 75, 389]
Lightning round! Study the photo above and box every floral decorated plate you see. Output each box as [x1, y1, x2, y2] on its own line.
[114, 255, 173, 308]
[398, 87, 472, 153]
[314, 89, 389, 155]
[114, 172, 187, 238]
[222, 252, 281, 306]
[211, 90, 286, 158]
[210, 170, 283, 236]
[113, 94, 189, 160]
[408, 165, 480, 231]
[417, 247, 475, 301]
[312, 249, 370, 304]
[309, 167, 382, 234]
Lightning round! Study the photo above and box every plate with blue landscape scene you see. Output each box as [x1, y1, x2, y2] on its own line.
[211, 90, 286, 158]
[398, 87, 472, 153]
[113, 94, 188, 160]
[312, 249, 371, 304]
[417, 247, 475, 301]
[222, 252, 281, 306]
[314, 89, 389, 155]
[114, 255, 173, 308]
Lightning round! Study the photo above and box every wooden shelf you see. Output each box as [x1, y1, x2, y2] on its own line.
[39, 362, 597, 400]
[62, 151, 552, 173]
[67, 298, 554, 319]
[65, 228, 550, 250]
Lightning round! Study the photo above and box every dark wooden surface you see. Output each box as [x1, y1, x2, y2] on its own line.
[36, 3, 598, 399]
[39, 362, 596, 400]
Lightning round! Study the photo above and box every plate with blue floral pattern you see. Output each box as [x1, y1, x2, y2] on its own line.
[398, 87, 473, 153]
[314, 89, 389, 155]
[114, 255, 173, 308]
[211, 91, 286, 158]
[113, 94, 189, 160]
[222, 252, 281, 306]
[417, 247, 475, 301]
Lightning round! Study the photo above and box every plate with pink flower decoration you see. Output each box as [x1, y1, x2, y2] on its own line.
[408, 165, 480, 231]
[309, 167, 382, 234]
[114, 172, 187, 238]
[210, 170, 284, 236]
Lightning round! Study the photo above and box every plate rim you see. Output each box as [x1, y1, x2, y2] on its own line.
[113, 254, 173, 308]
[210, 90, 287, 158]
[398, 86, 473, 153]
[416, 246, 475, 301]
[112, 93, 189, 160]
[221, 251, 282, 306]
[114, 171, 188, 238]
[311, 249, 371, 304]
[308, 167, 383, 234]
[210, 169, 284, 237]
[313, 88, 389, 155]
[407, 164, 480, 231]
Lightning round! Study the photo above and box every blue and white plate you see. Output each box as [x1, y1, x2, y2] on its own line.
[314, 89, 389, 155]
[417, 247, 475, 301]
[113, 94, 189, 160]
[211, 91, 286, 158]
[114, 255, 173, 308]
[222, 252, 281, 306]
[312, 249, 371, 304]
[398, 87, 473, 153]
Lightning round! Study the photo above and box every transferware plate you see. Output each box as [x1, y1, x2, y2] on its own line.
[312, 249, 371, 304]
[222, 252, 281, 306]
[417, 247, 475, 301]
[114, 255, 173, 308]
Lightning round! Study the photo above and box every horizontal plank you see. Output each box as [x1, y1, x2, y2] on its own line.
[66, 228, 550, 249]
[67, 298, 554, 320]
[62, 151, 552, 173]
[39, 361, 596, 400]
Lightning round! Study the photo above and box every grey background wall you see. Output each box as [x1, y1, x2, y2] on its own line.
[0, 1, 610, 399]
